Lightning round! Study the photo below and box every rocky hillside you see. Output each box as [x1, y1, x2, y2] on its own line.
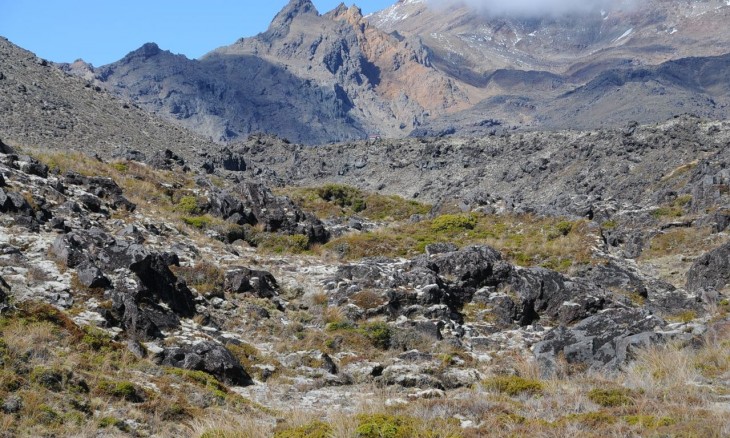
[60, 0, 730, 142]
[0, 37, 217, 159]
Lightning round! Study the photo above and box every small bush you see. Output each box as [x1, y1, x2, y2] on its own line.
[274, 420, 332, 438]
[97, 380, 142, 402]
[624, 415, 676, 428]
[355, 414, 413, 438]
[110, 162, 128, 173]
[431, 214, 478, 233]
[81, 326, 113, 351]
[176, 195, 202, 215]
[483, 375, 544, 397]
[588, 388, 635, 407]
[99, 416, 130, 432]
[182, 215, 213, 229]
[252, 233, 310, 254]
[316, 184, 366, 212]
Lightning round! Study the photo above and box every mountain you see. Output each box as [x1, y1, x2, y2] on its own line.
[75, 0, 730, 143]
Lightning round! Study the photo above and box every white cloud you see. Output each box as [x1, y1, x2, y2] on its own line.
[427, 0, 636, 17]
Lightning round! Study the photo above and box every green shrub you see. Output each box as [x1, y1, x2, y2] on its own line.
[358, 322, 391, 349]
[588, 388, 635, 407]
[624, 415, 676, 428]
[483, 375, 544, 397]
[355, 414, 414, 438]
[182, 215, 213, 229]
[274, 420, 332, 438]
[97, 380, 142, 402]
[199, 430, 247, 438]
[110, 162, 128, 173]
[30, 367, 66, 392]
[316, 184, 366, 212]
[99, 416, 130, 432]
[431, 214, 478, 233]
[252, 233, 310, 254]
[81, 326, 113, 351]
[176, 195, 202, 214]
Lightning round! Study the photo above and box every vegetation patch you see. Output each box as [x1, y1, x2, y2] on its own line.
[273, 420, 332, 438]
[587, 387, 636, 407]
[277, 184, 431, 220]
[483, 375, 544, 397]
[322, 213, 594, 271]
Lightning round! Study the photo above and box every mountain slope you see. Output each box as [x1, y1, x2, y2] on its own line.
[0, 37, 216, 158]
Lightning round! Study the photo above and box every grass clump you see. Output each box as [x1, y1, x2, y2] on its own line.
[326, 321, 391, 350]
[250, 232, 310, 254]
[274, 420, 332, 438]
[587, 387, 636, 407]
[483, 375, 544, 397]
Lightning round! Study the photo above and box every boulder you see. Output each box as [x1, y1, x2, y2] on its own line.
[507, 267, 606, 326]
[533, 308, 664, 375]
[0, 139, 15, 155]
[110, 287, 181, 340]
[147, 149, 185, 170]
[129, 253, 196, 317]
[0, 275, 10, 305]
[686, 241, 730, 302]
[224, 267, 279, 299]
[17, 155, 49, 178]
[0, 172, 4, 187]
[161, 341, 253, 386]
[76, 261, 110, 289]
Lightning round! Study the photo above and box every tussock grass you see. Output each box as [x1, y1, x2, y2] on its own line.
[277, 184, 432, 221]
[321, 213, 595, 272]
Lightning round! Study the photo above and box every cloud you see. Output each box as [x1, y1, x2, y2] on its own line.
[427, 0, 635, 17]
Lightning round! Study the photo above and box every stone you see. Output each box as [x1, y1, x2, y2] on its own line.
[17, 155, 49, 178]
[78, 193, 102, 213]
[0, 172, 4, 187]
[533, 308, 665, 375]
[129, 253, 196, 317]
[224, 267, 279, 299]
[76, 260, 110, 289]
[686, 242, 730, 302]
[160, 341, 253, 386]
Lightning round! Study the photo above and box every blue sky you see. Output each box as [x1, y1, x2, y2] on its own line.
[0, 1, 396, 66]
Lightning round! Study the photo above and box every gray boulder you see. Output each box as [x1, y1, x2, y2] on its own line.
[686, 241, 730, 302]
[224, 267, 279, 299]
[76, 261, 110, 289]
[533, 308, 664, 375]
[161, 341, 253, 386]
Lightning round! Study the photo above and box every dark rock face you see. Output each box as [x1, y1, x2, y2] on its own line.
[507, 267, 605, 326]
[533, 308, 664, 375]
[202, 147, 247, 173]
[147, 149, 186, 170]
[52, 228, 196, 339]
[0, 275, 10, 305]
[207, 182, 329, 244]
[75, 261, 110, 289]
[686, 242, 730, 302]
[224, 267, 279, 299]
[160, 342, 253, 386]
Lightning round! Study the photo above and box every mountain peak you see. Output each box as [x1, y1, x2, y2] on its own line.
[271, 0, 319, 26]
[127, 42, 161, 59]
